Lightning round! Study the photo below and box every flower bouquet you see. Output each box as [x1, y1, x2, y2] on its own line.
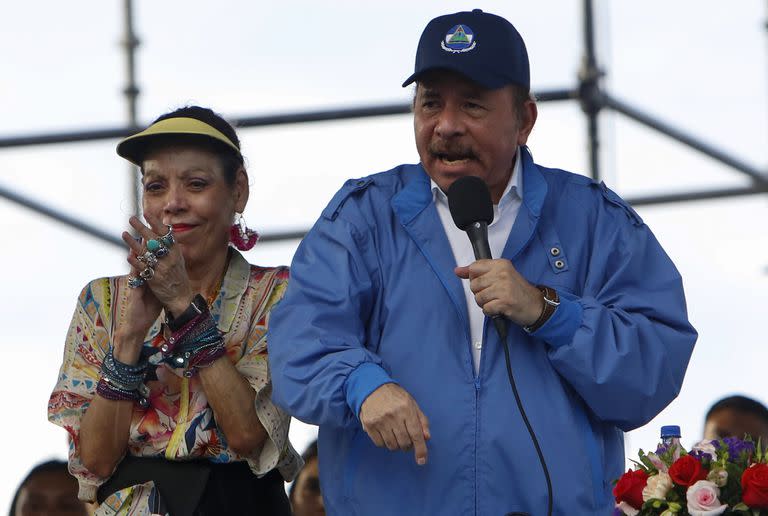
[614, 436, 768, 515]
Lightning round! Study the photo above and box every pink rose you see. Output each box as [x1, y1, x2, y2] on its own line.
[686, 480, 727, 515]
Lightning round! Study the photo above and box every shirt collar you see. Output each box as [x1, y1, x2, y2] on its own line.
[431, 147, 524, 210]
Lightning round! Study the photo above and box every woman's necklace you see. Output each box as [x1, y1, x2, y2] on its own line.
[204, 248, 231, 308]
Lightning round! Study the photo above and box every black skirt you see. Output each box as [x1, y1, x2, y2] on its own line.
[97, 455, 290, 516]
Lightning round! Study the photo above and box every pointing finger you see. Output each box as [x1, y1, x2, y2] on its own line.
[406, 412, 429, 466]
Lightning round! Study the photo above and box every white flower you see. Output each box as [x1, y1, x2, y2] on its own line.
[616, 501, 640, 516]
[692, 439, 718, 459]
[642, 472, 673, 502]
[686, 480, 727, 515]
[706, 467, 728, 488]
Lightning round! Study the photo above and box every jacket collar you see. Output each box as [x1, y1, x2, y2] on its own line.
[388, 150, 548, 333]
[391, 164, 470, 336]
[501, 146, 547, 259]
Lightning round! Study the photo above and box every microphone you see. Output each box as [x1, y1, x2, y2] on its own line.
[446, 176, 507, 340]
[447, 177, 554, 516]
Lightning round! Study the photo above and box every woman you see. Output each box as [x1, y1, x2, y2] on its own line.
[48, 106, 300, 515]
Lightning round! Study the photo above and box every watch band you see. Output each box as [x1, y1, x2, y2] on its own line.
[523, 285, 560, 334]
[165, 294, 207, 332]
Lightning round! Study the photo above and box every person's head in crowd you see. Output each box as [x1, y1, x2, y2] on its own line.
[9, 460, 88, 516]
[289, 440, 324, 516]
[704, 395, 768, 443]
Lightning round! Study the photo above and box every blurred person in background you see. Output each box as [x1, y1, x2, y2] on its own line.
[289, 440, 324, 516]
[704, 395, 768, 445]
[48, 106, 300, 515]
[9, 459, 88, 516]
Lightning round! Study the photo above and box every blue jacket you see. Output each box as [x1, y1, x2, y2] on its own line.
[269, 149, 697, 515]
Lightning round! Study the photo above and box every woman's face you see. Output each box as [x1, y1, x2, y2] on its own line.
[141, 144, 248, 268]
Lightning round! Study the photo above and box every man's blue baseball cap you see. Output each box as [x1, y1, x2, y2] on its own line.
[402, 9, 530, 91]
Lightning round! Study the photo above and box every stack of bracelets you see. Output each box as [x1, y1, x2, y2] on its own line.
[97, 348, 151, 408]
[160, 294, 226, 378]
[97, 295, 224, 407]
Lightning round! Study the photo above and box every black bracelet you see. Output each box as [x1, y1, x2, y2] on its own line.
[165, 294, 207, 332]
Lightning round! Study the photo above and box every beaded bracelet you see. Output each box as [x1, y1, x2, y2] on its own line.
[96, 378, 150, 408]
[160, 303, 225, 376]
[97, 347, 150, 407]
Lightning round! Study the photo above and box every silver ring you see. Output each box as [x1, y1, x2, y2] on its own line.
[159, 225, 174, 248]
[128, 276, 145, 288]
[139, 267, 155, 280]
[154, 246, 170, 258]
[138, 251, 158, 267]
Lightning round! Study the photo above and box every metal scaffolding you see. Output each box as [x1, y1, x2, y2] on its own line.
[1, 0, 767, 249]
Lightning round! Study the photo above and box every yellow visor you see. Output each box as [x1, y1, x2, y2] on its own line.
[116, 117, 241, 166]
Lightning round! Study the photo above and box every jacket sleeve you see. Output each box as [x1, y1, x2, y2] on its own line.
[535, 187, 697, 431]
[268, 199, 394, 429]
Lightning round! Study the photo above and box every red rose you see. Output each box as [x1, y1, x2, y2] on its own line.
[613, 469, 648, 509]
[668, 455, 708, 487]
[742, 463, 768, 508]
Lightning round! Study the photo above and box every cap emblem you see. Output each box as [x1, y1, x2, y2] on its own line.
[441, 24, 476, 53]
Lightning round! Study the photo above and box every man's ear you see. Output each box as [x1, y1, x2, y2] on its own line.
[516, 100, 538, 146]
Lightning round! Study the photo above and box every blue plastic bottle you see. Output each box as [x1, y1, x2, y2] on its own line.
[661, 425, 681, 451]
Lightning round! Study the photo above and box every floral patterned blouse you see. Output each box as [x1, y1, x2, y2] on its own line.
[48, 250, 301, 514]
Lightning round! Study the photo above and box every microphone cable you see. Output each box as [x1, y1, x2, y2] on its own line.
[492, 317, 553, 516]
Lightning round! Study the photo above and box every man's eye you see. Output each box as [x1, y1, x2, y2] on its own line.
[305, 477, 322, 493]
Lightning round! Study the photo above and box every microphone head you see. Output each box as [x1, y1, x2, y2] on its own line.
[447, 176, 494, 230]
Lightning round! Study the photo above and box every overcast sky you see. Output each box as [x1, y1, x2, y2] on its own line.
[1, 1, 767, 510]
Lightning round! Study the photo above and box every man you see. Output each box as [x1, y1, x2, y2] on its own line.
[289, 441, 325, 516]
[704, 395, 768, 444]
[11, 460, 89, 516]
[269, 9, 697, 515]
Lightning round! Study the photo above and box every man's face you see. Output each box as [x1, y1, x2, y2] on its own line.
[704, 408, 768, 443]
[15, 470, 87, 516]
[291, 457, 324, 516]
[413, 70, 536, 203]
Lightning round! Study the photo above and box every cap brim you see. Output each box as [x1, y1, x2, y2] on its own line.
[401, 66, 503, 90]
[116, 117, 241, 166]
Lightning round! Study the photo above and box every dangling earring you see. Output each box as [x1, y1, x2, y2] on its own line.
[230, 212, 259, 251]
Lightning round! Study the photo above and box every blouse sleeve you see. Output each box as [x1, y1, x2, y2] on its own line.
[47, 278, 114, 501]
[233, 267, 301, 481]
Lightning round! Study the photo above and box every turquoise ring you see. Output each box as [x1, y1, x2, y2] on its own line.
[146, 239, 161, 252]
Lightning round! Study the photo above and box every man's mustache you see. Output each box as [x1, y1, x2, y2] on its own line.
[428, 142, 476, 160]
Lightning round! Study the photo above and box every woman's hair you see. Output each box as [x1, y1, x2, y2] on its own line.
[9, 459, 73, 516]
[144, 105, 244, 186]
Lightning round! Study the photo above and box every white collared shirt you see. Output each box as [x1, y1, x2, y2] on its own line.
[431, 150, 524, 375]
